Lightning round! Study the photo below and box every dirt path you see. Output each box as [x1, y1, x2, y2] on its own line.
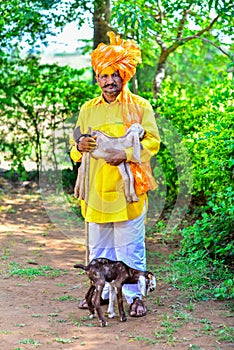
[0, 177, 233, 350]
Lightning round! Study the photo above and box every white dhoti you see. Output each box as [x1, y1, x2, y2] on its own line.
[88, 208, 146, 304]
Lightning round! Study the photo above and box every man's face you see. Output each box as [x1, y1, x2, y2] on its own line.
[96, 71, 123, 96]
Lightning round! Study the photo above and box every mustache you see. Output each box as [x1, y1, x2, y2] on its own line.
[104, 83, 117, 88]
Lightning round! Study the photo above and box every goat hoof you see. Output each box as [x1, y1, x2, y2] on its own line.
[108, 312, 116, 319]
[100, 320, 108, 327]
[89, 314, 95, 319]
[120, 316, 127, 322]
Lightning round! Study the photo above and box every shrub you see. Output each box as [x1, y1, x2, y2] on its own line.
[180, 187, 233, 263]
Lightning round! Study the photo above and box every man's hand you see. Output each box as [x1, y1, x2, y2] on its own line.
[78, 136, 97, 152]
[104, 149, 127, 166]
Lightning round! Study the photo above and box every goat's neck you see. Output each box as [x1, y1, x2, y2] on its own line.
[128, 268, 145, 283]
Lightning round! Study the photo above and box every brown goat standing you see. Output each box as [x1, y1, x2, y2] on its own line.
[74, 258, 156, 327]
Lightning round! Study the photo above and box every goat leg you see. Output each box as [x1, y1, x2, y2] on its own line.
[93, 282, 108, 327]
[85, 284, 96, 319]
[117, 163, 132, 203]
[125, 163, 139, 202]
[115, 284, 127, 322]
[74, 157, 86, 199]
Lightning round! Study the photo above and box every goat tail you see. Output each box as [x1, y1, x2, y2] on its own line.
[74, 263, 87, 270]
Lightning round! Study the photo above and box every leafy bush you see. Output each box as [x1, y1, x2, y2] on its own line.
[149, 72, 233, 202]
[163, 254, 234, 301]
[142, 72, 233, 273]
[181, 187, 233, 262]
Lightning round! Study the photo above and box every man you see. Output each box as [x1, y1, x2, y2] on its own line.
[70, 32, 160, 317]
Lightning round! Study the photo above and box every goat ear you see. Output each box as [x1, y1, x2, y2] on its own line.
[138, 275, 146, 296]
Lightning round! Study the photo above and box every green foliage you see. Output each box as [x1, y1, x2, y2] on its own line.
[64, 192, 83, 218]
[143, 72, 233, 272]
[0, 0, 92, 50]
[112, 0, 233, 95]
[180, 187, 233, 262]
[155, 72, 233, 201]
[163, 254, 234, 300]
[112, 0, 233, 54]
[0, 0, 58, 49]
[0, 52, 98, 174]
[8, 262, 66, 279]
[167, 40, 232, 86]
[18, 338, 41, 345]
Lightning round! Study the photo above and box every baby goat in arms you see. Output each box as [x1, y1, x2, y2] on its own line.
[74, 258, 156, 327]
[74, 123, 145, 203]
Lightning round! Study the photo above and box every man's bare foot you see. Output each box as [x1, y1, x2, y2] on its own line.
[129, 297, 147, 317]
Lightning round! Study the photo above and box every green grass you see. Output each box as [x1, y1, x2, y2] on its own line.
[54, 337, 72, 343]
[0, 205, 16, 213]
[0, 330, 11, 335]
[154, 255, 234, 301]
[32, 314, 43, 318]
[57, 319, 67, 323]
[129, 334, 157, 345]
[1, 248, 10, 260]
[53, 294, 74, 301]
[18, 338, 41, 346]
[8, 262, 66, 279]
[216, 324, 234, 342]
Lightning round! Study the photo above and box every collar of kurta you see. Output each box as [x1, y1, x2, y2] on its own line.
[93, 86, 143, 128]
[94, 91, 123, 105]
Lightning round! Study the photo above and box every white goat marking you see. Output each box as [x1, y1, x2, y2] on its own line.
[74, 123, 144, 203]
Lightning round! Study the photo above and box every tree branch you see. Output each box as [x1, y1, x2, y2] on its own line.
[177, 5, 194, 39]
[192, 15, 220, 38]
[176, 36, 233, 60]
[167, 14, 221, 55]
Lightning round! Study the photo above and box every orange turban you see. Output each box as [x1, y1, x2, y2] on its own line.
[91, 32, 142, 85]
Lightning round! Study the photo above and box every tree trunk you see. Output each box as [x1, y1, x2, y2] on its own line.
[93, 0, 110, 49]
[92, 0, 111, 83]
[153, 50, 170, 98]
[132, 74, 138, 94]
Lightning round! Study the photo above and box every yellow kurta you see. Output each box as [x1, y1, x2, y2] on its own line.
[70, 91, 160, 223]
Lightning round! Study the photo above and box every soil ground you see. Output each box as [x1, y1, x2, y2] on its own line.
[0, 176, 233, 350]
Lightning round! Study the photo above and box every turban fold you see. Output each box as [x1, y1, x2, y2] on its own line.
[91, 32, 142, 84]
